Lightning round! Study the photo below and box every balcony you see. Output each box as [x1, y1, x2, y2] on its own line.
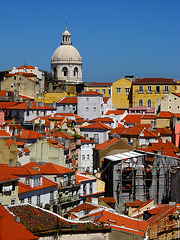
[59, 194, 80, 204]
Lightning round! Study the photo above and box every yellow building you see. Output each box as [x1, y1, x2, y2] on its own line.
[111, 78, 132, 109]
[35, 92, 76, 104]
[132, 78, 177, 109]
[85, 82, 112, 97]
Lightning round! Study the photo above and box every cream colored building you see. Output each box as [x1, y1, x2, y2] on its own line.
[155, 92, 180, 114]
[2, 72, 39, 98]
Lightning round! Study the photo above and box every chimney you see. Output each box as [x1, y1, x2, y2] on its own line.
[38, 102, 44, 107]
[28, 101, 32, 109]
[52, 101, 56, 109]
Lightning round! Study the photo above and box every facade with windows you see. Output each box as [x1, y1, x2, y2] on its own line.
[79, 138, 95, 173]
[111, 77, 132, 109]
[77, 91, 104, 121]
[51, 27, 82, 90]
[85, 82, 112, 97]
[132, 78, 178, 108]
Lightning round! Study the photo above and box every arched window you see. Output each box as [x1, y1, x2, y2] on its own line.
[147, 99, 152, 108]
[53, 67, 57, 79]
[74, 67, 78, 77]
[139, 99, 143, 107]
[62, 67, 68, 77]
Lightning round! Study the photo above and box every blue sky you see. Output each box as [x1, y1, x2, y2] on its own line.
[0, 0, 180, 82]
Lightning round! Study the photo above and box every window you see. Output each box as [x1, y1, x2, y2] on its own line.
[63, 105, 65, 111]
[139, 99, 143, 107]
[89, 89, 92, 91]
[50, 192, 54, 202]
[89, 183, 92, 194]
[125, 88, 130, 94]
[94, 134, 99, 143]
[83, 184, 86, 195]
[96, 89, 99, 92]
[18, 83, 20, 86]
[108, 89, 111, 96]
[19, 77, 21, 80]
[14, 76, 16, 80]
[86, 107, 89, 112]
[116, 87, 121, 94]
[93, 107, 96, 112]
[11, 199, 15, 205]
[26, 178, 30, 185]
[102, 89, 106, 94]
[37, 195, 40, 206]
[87, 154, 90, 160]
[139, 86, 143, 93]
[62, 67, 68, 77]
[38, 177, 41, 186]
[147, 99, 152, 108]
[74, 67, 78, 77]
[164, 85, 169, 93]
[21, 199, 24, 204]
[84, 134, 88, 138]
[86, 98, 89, 101]
[9, 160, 13, 167]
[156, 86, 160, 93]
[147, 86, 152, 93]
[28, 197, 31, 204]
[82, 155, 85, 160]
[27, 111, 29, 116]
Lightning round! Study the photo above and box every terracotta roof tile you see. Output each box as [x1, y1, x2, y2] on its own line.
[95, 138, 119, 151]
[57, 96, 77, 104]
[17, 65, 35, 69]
[86, 82, 112, 86]
[134, 78, 174, 84]
[89, 117, 114, 123]
[105, 110, 126, 115]
[109, 126, 126, 135]
[7, 102, 54, 110]
[157, 111, 174, 118]
[24, 162, 74, 175]
[18, 177, 57, 194]
[80, 121, 112, 130]
[77, 91, 102, 96]
[16, 130, 45, 139]
[0, 205, 38, 240]
[121, 114, 143, 124]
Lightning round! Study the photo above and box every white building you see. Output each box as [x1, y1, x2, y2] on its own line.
[79, 138, 95, 173]
[77, 91, 104, 121]
[51, 27, 82, 86]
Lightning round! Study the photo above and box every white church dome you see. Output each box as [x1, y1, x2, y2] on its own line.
[52, 45, 82, 62]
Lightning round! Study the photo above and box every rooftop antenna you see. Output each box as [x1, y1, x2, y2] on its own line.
[66, 22, 68, 30]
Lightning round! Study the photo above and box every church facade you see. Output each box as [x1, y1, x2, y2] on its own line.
[51, 27, 83, 93]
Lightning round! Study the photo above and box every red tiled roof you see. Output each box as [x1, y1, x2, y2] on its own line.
[0, 129, 11, 137]
[121, 114, 143, 124]
[86, 82, 112, 86]
[157, 111, 174, 118]
[5, 72, 37, 77]
[103, 97, 110, 103]
[0, 102, 19, 109]
[80, 121, 112, 130]
[89, 117, 113, 123]
[105, 110, 126, 115]
[81, 209, 147, 237]
[18, 177, 57, 194]
[75, 172, 93, 184]
[134, 78, 174, 84]
[95, 138, 119, 151]
[153, 127, 172, 136]
[132, 199, 154, 214]
[140, 128, 159, 138]
[16, 130, 44, 139]
[99, 197, 116, 204]
[0, 165, 41, 176]
[50, 130, 74, 139]
[17, 65, 35, 69]
[7, 102, 54, 110]
[138, 140, 180, 158]
[141, 115, 156, 119]
[125, 199, 144, 207]
[68, 202, 98, 213]
[0, 205, 38, 240]
[0, 90, 33, 99]
[77, 91, 102, 96]
[108, 126, 126, 135]
[57, 96, 77, 104]
[24, 162, 74, 175]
